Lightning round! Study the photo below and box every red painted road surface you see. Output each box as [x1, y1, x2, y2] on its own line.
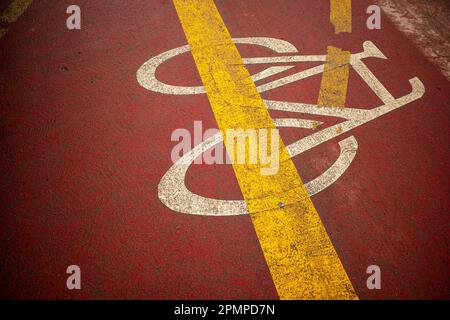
[0, 0, 449, 299]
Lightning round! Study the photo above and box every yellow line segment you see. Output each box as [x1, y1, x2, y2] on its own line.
[1, 0, 33, 23]
[317, 46, 351, 108]
[173, 0, 358, 299]
[330, 0, 352, 33]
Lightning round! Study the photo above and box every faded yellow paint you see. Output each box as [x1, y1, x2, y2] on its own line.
[312, 121, 319, 130]
[172, 0, 358, 299]
[330, 0, 352, 33]
[317, 46, 351, 109]
[0, 28, 8, 39]
[1, 0, 33, 23]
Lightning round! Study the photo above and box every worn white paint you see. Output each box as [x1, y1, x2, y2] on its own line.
[138, 38, 425, 216]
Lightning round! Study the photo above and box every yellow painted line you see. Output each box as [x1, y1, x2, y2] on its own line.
[330, 0, 352, 33]
[317, 46, 351, 108]
[0, 28, 8, 39]
[1, 0, 33, 23]
[172, 0, 358, 299]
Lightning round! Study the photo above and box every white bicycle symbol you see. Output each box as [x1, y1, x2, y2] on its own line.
[137, 37, 425, 216]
